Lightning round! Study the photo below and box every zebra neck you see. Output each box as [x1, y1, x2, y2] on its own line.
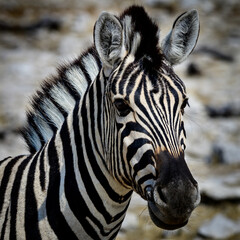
[76, 69, 133, 198]
[52, 71, 133, 238]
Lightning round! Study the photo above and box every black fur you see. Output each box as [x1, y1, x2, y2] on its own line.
[120, 6, 163, 68]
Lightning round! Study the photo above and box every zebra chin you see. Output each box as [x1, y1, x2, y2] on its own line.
[147, 201, 189, 230]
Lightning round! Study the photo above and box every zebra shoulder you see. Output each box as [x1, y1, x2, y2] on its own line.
[21, 47, 101, 154]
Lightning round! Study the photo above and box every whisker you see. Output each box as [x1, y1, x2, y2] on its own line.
[138, 206, 148, 217]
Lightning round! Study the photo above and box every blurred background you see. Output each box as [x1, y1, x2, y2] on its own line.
[0, 0, 240, 239]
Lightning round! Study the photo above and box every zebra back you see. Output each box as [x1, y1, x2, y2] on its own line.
[21, 47, 101, 153]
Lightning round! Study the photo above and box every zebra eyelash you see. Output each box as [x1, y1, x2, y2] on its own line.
[181, 98, 189, 114]
[114, 98, 132, 117]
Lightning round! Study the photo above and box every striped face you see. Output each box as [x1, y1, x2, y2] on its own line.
[95, 6, 200, 230]
[103, 53, 200, 230]
[104, 55, 188, 194]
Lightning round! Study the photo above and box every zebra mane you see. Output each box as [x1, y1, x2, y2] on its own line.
[120, 5, 163, 68]
[22, 5, 162, 154]
[22, 47, 101, 153]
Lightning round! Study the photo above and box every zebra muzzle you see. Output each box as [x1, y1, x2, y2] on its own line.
[144, 151, 200, 230]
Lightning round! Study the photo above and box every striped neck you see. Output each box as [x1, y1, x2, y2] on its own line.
[55, 69, 133, 238]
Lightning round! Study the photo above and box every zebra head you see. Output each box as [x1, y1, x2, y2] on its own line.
[94, 6, 200, 230]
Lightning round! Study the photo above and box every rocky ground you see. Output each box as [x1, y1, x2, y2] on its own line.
[0, 0, 240, 239]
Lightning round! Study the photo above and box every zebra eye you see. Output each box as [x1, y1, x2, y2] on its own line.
[181, 98, 189, 114]
[114, 98, 131, 117]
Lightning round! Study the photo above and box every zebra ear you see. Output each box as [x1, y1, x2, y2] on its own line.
[94, 12, 124, 75]
[161, 10, 199, 65]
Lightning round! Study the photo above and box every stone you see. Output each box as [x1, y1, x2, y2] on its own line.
[196, 46, 234, 62]
[207, 142, 240, 165]
[206, 103, 240, 118]
[198, 214, 240, 239]
[143, 0, 177, 10]
[0, 17, 61, 33]
[200, 171, 240, 202]
[186, 62, 201, 76]
[207, 144, 224, 164]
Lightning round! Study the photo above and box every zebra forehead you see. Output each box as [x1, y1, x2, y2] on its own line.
[111, 58, 186, 97]
[161, 72, 186, 94]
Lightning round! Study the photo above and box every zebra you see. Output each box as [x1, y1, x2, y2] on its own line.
[0, 5, 201, 239]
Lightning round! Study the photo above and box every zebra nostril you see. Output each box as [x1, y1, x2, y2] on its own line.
[157, 187, 167, 204]
[145, 186, 154, 202]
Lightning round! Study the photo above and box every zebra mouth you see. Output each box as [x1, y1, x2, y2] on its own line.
[148, 202, 188, 230]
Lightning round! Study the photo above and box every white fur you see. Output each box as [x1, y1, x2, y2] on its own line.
[161, 10, 199, 65]
[122, 16, 132, 52]
[65, 67, 88, 96]
[40, 98, 65, 129]
[130, 32, 141, 56]
[25, 125, 42, 151]
[94, 12, 124, 71]
[82, 54, 100, 82]
[33, 113, 54, 142]
[50, 83, 75, 113]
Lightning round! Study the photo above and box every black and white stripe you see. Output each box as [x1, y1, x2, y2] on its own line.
[22, 47, 101, 153]
[1, 5, 200, 239]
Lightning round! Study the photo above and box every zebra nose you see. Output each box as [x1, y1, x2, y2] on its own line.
[154, 181, 200, 208]
[145, 186, 154, 202]
[153, 150, 201, 210]
[156, 186, 167, 204]
[146, 180, 200, 229]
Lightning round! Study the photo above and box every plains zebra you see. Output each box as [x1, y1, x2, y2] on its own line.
[0, 5, 200, 239]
